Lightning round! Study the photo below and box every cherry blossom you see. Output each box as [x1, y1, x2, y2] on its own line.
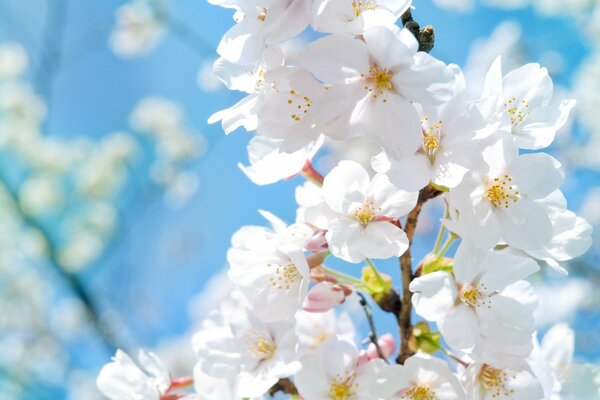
[447, 138, 564, 251]
[322, 160, 418, 263]
[302, 26, 458, 157]
[295, 338, 384, 400]
[411, 244, 539, 362]
[227, 211, 313, 322]
[479, 56, 575, 150]
[372, 354, 466, 399]
[311, 0, 412, 36]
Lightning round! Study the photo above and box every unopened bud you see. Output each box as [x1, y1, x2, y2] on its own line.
[302, 282, 346, 312]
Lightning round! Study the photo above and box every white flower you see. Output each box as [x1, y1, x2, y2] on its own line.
[447, 138, 564, 251]
[109, 1, 165, 58]
[211, 0, 311, 64]
[194, 291, 300, 398]
[130, 97, 183, 134]
[295, 309, 356, 354]
[461, 361, 544, 400]
[372, 354, 466, 399]
[97, 349, 170, 400]
[295, 337, 384, 400]
[322, 160, 418, 263]
[192, 365, 264, 400]
[0, 42, 28, 80]
[311, 0, 411, 36]
[256, 66, 329, 152]
[208, 45, 284, 134]
[238, 135, 324, 185]
[296, 180, 338, 230]
[302, 26, 458, 157]
[411, 244, 539, 362]
[227, 211, 313, 322]
[523, 190, 593, 274]
[479, 56, 575, 150]
[372, 74, 484, 191]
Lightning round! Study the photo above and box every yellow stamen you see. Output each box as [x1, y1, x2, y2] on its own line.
[486, 174, 520, 208]
[329, 372, 358, 400]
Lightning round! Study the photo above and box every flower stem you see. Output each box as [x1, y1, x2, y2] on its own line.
[321, 267, 364, 286]
[436, 234, 458, 259]
[432, 204, 449, 254]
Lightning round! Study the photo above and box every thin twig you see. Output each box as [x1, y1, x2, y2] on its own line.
[357, 292, 389, 363]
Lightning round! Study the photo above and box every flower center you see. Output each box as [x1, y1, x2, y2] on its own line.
[287, 89, 313, 122]
[329, 372, 358, 400]
[244, 330, 276, 361]
[421, 117, 442, 158]
[363, 64, 394, 102]
[398, 385, 437, 400]
[479, 364, 516, 398]
[353, 200, 376, 226]
[268, 263, 301, 290]
[486, 174, 520, 208]
[459, 283, 489, 308]
[504, 97, 530, 127]
[352, 0, 380, 17]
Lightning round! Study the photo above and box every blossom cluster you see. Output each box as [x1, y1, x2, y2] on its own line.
[97, 1, 597, 399]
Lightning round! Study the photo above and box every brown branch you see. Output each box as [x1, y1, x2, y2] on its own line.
[396, 186, 442, 364]
[268, 378, 298, 397]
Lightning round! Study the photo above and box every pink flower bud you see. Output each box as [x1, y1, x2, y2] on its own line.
[306, 230, 328, 252]
[357, 349, 370, 366]
[302, 282, 346, 312]
[366, 333, 396, 360]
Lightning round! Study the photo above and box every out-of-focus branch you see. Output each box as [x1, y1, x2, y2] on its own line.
[397, 185, 441, 364]
[0, 171, 118, 353]
[35, 0, 69, 107]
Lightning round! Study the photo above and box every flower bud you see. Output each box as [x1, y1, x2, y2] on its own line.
[302, 282, 346, 312]
[367, 333, 396, 360]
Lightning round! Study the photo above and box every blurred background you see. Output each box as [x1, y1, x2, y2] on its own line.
[0, 0, 598, 398]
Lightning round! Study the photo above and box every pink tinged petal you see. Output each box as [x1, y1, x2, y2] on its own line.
[322, 160, 369, 214]
[507, 153, 564, 199]
[477, 295, 536, 347]
[302, 282, 346, 312]
[410, 271, 457, 321]
[501, 199, 553, 250]
[440, 303, 479, 352]
[301, 34, 369, 83]
[366, 333, 396, 360]
[358, 221, 409, 260]
[368, 173, 419, 217]
[208, 94, 258, 134]
[477, 250, 540, 293]
[385, 154, 432, 192]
